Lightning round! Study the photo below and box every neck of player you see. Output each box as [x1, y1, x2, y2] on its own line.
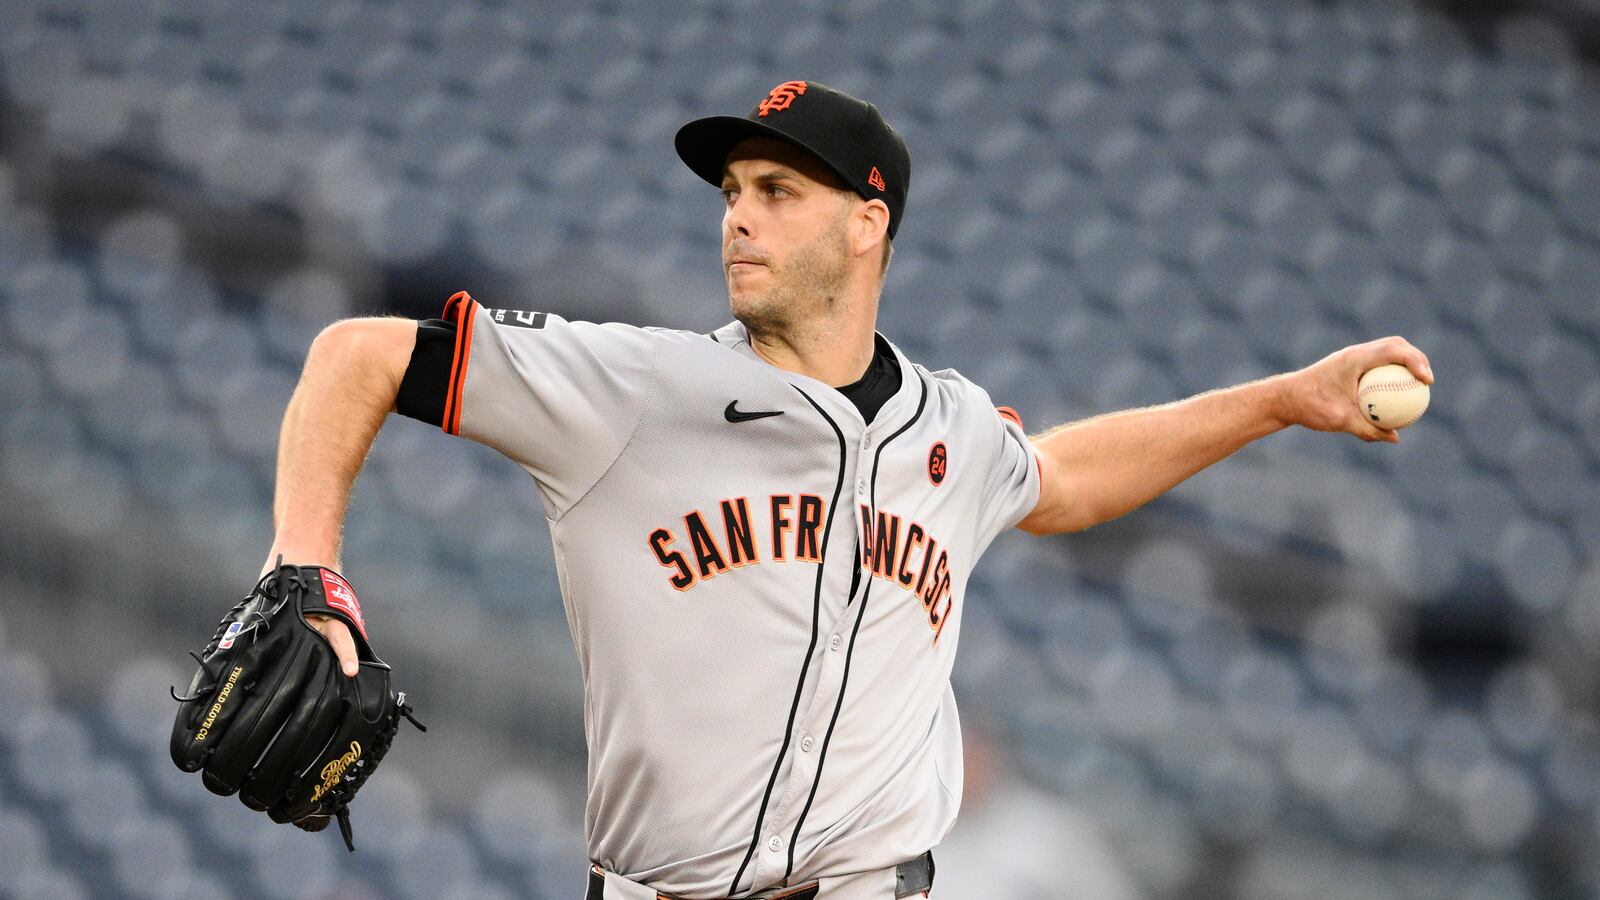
[746, 297, 879, 388]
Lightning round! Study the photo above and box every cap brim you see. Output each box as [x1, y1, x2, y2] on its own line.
[674, 115, 863, 196]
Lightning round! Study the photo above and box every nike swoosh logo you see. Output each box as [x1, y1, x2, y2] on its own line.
[725, 401, 784, 423]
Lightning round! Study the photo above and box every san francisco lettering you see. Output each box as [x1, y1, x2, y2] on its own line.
[646, 494, 961, 643]
[648, 493, 824, 591]
[858, 504, 957, 644]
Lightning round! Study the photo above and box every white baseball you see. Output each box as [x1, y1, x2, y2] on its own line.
[1356, 364, 1430, 430]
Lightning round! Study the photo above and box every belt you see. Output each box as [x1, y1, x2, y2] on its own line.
[586, 850, 935, 900]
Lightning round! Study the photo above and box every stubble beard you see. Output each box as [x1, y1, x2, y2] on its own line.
[730, 221, 851, 345]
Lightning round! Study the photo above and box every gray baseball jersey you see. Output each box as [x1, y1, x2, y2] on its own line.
[416, 291, 1040, 897]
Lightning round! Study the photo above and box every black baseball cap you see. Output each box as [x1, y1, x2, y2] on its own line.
[675, 81, 912, 239]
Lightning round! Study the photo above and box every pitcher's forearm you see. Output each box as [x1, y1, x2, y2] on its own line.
[1023, 375, 1292, 533]
[268, 319, 416, 567]
[1020, 337, 1434, 536]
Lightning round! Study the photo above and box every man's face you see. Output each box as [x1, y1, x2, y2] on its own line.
[720, 137, 856, 333]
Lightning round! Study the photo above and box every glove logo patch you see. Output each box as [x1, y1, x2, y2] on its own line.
[311, 741, 363, 803]
[194, 665, 243, 742]
[321, 570, 368, 639]
[218, 622, 244, 650]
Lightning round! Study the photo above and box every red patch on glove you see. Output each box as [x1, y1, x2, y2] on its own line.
[320, 570, 368, 640]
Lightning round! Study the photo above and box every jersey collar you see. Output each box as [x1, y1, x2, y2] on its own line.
[709, 321, 922, 429]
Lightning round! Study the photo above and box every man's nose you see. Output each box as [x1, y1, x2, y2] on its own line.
[723, 192, 755, 238]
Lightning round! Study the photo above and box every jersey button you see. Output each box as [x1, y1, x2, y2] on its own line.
[862, 435, 872, 450]
[767, 835, 783, 852]
[801, 735, 815, 752]
[856, 478, 866, 495]
[829, 634, 842, 651]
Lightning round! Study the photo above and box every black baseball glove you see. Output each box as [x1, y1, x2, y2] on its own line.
[170, 560, 424, 850]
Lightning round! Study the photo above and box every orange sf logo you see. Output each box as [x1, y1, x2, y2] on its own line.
[758, 81, 808, 117]
[928, 442, 947, 486]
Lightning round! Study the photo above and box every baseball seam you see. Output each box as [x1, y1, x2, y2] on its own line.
[1358, 381, 1421, 396]
[1357, 380, 1425, 427]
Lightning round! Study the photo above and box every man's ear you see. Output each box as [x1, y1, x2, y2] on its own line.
[853, 198, 891, 260]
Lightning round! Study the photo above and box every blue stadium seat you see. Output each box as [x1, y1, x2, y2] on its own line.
[1191, 744, 1283, 843]
[1446, 470, 1526, 567]
[1367, 185, 1452, 279]
[1232, 269, 1320, 368]
[1039, 77, 1134, 168]
[1318, 139, 1405, 228]
[0, 807, 50, 890]
[1386, 422, 1468, 518]
[1121, 538, 1216, 636]
[46, 303, 133, 403]
[1484, 661, 1564, 755]
[9, 867, 88, 900]
[1112, 40, 1201, 120]
[473, 770, 571, 866]
[1039, 590, 1131, 692]
[1271, 91, 1353, 181]
[1168, 311, 1264, 397]
[1090, 129, 1178, 218]
[1540, 715, 1600, 809]
[1539, 237, 1600, 334]
[1455, 372, 1541, 467]
[69, 759, 147, 849]
[469, 187, 562, 274]
[1555, 152, 1600, 243]
[1416, 235, 1500, 328]
[324, 764, 430, 862]
[1177, 4, 1273, 87]
[12, 709, 91, 799]
[1496, 516, 1579, 611]
[1108, 261, 1203, 356]
[246, 821, 338, 900]
[1529, 332, 1600, 428]
[390, 824, 483, 900]
[1219, 649, 1307, 747]
[1089, 646, 1180, 742]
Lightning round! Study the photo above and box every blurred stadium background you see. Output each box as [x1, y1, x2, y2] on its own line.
[0, 0, 1598, 897]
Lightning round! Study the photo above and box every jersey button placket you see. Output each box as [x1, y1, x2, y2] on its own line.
[762, 455, 859, 884]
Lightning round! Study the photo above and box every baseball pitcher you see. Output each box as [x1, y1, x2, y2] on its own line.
[262, 81, 1432, 898]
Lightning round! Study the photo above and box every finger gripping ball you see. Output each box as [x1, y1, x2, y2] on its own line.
[1356, 364, 1430, 429]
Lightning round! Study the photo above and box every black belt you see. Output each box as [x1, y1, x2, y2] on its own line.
[586, 850, 935, 900]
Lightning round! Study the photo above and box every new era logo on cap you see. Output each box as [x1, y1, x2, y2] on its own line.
[674, 80, 912, 238]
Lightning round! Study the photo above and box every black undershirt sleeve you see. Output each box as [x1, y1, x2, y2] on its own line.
[395, 318, 457, 427]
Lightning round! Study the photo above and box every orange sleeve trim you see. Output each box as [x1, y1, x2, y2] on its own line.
[996, 405, 1023, 428]
[441, 291, 477, 436]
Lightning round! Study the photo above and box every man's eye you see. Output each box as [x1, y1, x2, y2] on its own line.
[720, 189, 737, 204]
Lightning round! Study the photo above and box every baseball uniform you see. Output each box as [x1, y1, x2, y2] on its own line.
[396, 295, 1041, 897]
